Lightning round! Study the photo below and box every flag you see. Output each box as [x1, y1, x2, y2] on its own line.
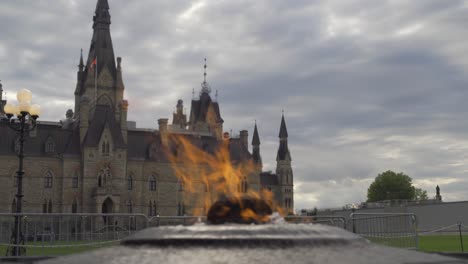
[89, 57, 97, 71]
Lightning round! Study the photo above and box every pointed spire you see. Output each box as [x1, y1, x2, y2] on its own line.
[279, 112, 288, 138]
[200, 58, 211, 95]
[94, 0, 111, 27]
[204, 58, 207, 83]
[252, 121, 260, 146]
[79, 49, 84, 71]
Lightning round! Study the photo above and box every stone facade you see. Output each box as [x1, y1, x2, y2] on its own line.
[0, 0, 294, 216]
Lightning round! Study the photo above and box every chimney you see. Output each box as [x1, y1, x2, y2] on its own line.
[240, 130, 248, 150]
[158, 118, 169, 146]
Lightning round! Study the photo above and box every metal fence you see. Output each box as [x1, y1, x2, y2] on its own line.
[351, 213, 418, 249]
[0, 213, 347, 257]
[0, 213, 150, 257]
[285, 216, 347, 229]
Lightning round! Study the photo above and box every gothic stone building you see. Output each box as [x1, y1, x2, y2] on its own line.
[0, 0, 294, 216]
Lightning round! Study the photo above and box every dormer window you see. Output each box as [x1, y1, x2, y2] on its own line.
[101, 141, 110, 156]
[45, 137, 56, 154]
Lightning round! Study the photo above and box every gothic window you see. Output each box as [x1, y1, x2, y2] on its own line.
[48, 200, 52, 213]
[11, 199, 16, 213]
[72, 199, 78, 214]
[238, 177, 248, 193]
[97, 164, 111, 187]
[148, 201, 153, 216]
[42, 199, 47, 213]
[177, 203, 185, 216]
[127, 200, 133, 213]
[44, 137, 56, 154]
[101, 141, 110, 156]
[44, 171, 53, 188]
[72, 172, 79, 188]
[127, 174, 133, 190]
[149, 175, 157, 191]
[153, 200, 157, 216]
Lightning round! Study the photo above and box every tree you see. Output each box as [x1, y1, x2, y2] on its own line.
[414, 188, 428, 201]
[367, 170, 416, 202]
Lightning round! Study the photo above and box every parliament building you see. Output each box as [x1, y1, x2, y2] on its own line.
[0, 0, 294, 216]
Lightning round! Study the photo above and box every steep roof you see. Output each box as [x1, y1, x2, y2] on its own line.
[79, 0, 116, 95]
[252, 123, 260, 146]
[279, 114, 288, 138]
[0, 121, 80, 157]
[189, 93, 223, 125]
[128, 131, 252, 163]
[260, 172, 279, 186]
[83, 105, 126, 148]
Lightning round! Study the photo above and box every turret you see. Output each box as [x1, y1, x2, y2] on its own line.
[172, 99, 187, 129]
[252, 122, 262, 167]
[74, 49, 85, 116]
[275, 113, 293, 213]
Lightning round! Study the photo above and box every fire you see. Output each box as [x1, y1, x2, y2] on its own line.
[167, 134, 284, 222]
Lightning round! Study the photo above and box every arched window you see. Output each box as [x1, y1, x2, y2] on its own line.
[101, 140, 110, 156]
[44, 137, 56, 153]
[238, 177, 248, 193]
[44, 171, 53, 188]
[98, 175, 102, 187]
[149, 175, 157, 191]
[72, 199, 78, 214]
[11, 199, 16, 213]
[42, 199, 47, 213]
[153, 200, 157, 216]
[127, 200, 133, 213]
[48, 200, 52, 213]
[177, 203, 185, 216]
[148, 201, 153, 216]
[72, 172, 79, 188]
[127, 174, 133, 190]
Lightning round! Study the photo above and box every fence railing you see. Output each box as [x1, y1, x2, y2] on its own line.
[285, 216, 347, 229]
[0, 213, 347, 257]
[350, 213, 418, 250]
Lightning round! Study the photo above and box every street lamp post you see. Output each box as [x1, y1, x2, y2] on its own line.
[3, 89, 41, 257]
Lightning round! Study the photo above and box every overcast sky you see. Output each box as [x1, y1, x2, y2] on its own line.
[2, 0, 468, 210]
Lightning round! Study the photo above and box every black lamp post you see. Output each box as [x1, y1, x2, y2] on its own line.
[4, 89, 40, 256]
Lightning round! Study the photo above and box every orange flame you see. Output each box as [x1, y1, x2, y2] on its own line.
[166, 134, 284, 221]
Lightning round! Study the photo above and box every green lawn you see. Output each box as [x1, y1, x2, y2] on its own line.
[418, 235, 467, 253]
[366, 235, 468, 253]
[0, 240, 118, 256]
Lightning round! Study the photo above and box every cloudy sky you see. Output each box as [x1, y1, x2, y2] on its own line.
[2, 0, 468, 210]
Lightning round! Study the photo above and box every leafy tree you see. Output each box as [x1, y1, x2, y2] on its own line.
[367, 170, 416, 202]
[414, 188, 428, 201]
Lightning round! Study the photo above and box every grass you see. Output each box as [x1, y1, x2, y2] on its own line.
[0, 240, 119, 256]
[366, 234, 468, 253]
[418, 235, 468, 253]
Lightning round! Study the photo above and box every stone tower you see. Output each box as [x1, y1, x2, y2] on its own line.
[188, 59, 224, 139]
[276, 114, 294, 214]
[172, 99, 187, 129]
[75, 0, 128, 216]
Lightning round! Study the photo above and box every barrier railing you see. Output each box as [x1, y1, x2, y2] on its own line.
[284, 216, 347, 229]
[350, 213, 418, 249]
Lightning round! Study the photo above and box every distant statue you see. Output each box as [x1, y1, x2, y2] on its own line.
[435, 185, 442, 201]
[60, 109, 76, 129]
